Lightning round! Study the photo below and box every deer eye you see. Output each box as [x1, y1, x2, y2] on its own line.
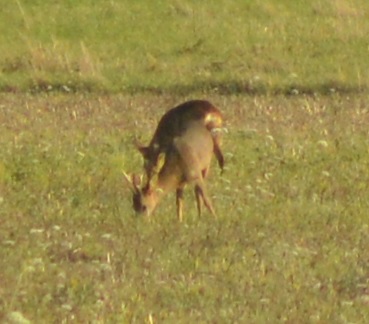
[133, 194, 141, 211]
[144, 160, 149, 169]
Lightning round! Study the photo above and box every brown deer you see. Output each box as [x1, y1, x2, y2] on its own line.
[135, 100, 224, 183]
[124, 120, 217, 221]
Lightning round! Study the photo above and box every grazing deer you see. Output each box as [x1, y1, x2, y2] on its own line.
[124, 120, 216, 221]
[135, 100, 224, 183]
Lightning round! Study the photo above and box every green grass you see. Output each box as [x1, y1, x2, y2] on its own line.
[1, 0, 368, 93]
[1, 0, 369, 322]
[1, 93, 369, 322]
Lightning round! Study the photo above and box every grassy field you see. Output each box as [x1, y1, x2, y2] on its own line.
[1, 0, 368, 94]
[1, 0, 369, 323]
[1, 93, 369, 322]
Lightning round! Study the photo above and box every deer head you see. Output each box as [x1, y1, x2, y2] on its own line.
[123, 153, 166, 217]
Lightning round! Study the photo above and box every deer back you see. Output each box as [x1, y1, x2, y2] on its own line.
[151, 100, 223, 149]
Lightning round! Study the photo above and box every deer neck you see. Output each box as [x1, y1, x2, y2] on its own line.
[155, 164, 182, 193]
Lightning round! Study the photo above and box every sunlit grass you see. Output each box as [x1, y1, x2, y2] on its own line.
[1, 94, 369, 322]
[1, 0, 369, 322]
[0, 0, 368, 93]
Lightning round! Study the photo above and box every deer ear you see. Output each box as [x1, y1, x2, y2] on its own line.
[134, 139, 150, 160]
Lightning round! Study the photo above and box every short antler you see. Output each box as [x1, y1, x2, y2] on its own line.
[123, 171, 142, 193]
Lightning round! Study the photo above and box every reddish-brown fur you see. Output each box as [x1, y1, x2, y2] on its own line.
[135, 100, 224, 182]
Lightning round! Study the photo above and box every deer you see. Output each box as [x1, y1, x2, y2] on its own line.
[134, 100, 224, 184]
[124, 119, 217, 221]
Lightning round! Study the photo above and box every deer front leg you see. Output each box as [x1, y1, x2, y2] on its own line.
[176, 187, 184, 222]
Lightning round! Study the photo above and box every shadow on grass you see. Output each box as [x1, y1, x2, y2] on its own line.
[0, 79, 366, 96]
[126, 80, 367, 96]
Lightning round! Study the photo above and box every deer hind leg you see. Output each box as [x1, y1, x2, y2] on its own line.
[194, 185, 203, 217]
[196, 166, 211, 216]
[194, 181, 216, 217]
[176, 187, 184, 222]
